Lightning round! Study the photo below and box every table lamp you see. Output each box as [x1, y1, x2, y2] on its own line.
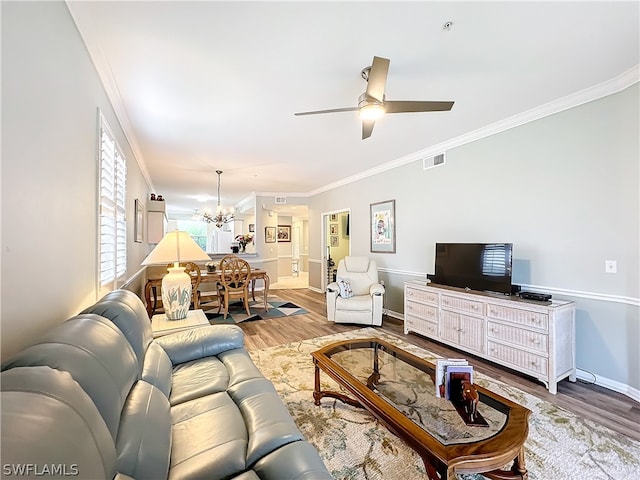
[141, 230, 211, 320]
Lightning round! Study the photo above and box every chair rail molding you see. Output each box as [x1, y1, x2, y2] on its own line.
[518, 284, 640, 307]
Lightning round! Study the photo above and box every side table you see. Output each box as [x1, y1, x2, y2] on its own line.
[151, 309, 210, 337]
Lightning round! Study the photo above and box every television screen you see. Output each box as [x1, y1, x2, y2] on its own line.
[433, 243, 513, 295]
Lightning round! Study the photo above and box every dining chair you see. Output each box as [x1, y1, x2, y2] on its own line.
[217, 255, 252, 319]
[197, 268, 221, 310]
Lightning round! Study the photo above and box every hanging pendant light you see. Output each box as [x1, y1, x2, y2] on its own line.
[199, 170, 235, 228]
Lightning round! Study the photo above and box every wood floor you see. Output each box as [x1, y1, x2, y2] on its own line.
[239, 288, 640, 442]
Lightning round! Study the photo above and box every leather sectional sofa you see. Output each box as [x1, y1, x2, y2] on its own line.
[1, 289, 331, 479]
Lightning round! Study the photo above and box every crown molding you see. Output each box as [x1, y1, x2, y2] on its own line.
[255, 191, 313, 199]
[310, 65, 640, 196]
[66, 1, 155, 192]
[235, 192, 257, 213]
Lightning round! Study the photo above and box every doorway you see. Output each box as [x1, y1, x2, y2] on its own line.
[270, 222, 309, 290]
[270, 209, 310, 290]
[322, 209, 350, 289]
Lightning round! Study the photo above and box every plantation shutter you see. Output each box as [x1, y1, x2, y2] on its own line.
[482, 244, 507, 276]
[99, 118, 127, 285]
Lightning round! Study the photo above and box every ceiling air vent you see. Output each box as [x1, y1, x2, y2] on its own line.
[423, 153, 446, 170]
[275, 195, 287, 204]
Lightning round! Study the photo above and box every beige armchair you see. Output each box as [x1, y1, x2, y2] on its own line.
[326, 256, 385, 326]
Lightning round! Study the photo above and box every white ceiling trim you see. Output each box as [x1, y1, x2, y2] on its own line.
[66, 1, 154, 192]
[236, 193, 257, 213]
[309, 65, 640, 197]
[255, 191, 312, 199]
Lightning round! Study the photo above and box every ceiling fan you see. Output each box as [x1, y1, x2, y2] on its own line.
[294, 56, 454, 139]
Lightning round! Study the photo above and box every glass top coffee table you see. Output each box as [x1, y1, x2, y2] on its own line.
[311, 338, 530, 480]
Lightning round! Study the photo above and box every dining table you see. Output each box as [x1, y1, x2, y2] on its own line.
[144, 268, 270, 317]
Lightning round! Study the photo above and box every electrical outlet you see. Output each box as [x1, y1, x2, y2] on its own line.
[605, 260, 617, 274]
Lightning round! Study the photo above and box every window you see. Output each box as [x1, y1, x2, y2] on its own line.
[176, 219, 207, 251]
[99, 114, 127, 286]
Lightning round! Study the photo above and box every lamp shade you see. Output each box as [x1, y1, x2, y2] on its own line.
[141, 230, 210, 320]
[141, 230, 210, 266]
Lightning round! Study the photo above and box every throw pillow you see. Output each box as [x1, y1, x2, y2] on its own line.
[338, 279, 353, 298]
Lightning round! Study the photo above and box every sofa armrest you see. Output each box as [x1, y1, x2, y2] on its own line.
[370, 283, 385, 296]
[154, 325, 244, 365]
[326, 282, 339, 293]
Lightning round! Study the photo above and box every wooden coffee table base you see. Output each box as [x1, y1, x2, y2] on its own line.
[312, 358, 528, 480]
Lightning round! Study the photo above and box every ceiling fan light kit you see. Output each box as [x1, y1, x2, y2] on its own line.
[295, 56, 454, 139]
[359, 97, 385, 120]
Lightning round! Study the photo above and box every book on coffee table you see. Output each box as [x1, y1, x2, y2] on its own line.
[434, 358, 468, 398]
[445, 364, 474, 400]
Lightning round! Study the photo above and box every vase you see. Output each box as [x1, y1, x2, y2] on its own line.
[161, 266, 191, 320]
[241, 245, 246, 253]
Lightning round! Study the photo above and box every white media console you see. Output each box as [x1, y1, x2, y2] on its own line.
[404, 281, 576, 394]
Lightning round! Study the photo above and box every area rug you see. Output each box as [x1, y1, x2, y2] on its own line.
[247, 328, 640, 480]
[203, 295, 308, 324]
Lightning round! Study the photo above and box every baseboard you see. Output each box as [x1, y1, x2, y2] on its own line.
[308, 286, 324, 294]
[576, 369, 640, 403]
[384, 308, 404, 321]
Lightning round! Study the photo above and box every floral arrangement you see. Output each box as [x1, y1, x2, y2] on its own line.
[235, 234, 254, 250]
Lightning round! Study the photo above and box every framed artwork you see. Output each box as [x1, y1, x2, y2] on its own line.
[330, 213, 338, 221]
[330, 235, 339, 247]
[330, 223, 338, 235]
[265, 226, 276, 243]
[277, 225, 291, 242]
[370, 199, 396, 253]
[134, 198, 144, 243]
[249, 223, 255, 232]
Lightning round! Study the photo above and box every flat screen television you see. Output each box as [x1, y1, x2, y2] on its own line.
[432, 243, 513, 295]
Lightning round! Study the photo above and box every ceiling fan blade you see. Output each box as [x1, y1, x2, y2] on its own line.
[384, 100, 454, 113]
[365, 56, 390, 102]
[294, 106, 359, 116]
[362, 119, 375, 139]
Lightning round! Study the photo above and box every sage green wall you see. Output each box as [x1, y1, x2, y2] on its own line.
[1, 2, 151, 360]
[309, 84, 639, 393]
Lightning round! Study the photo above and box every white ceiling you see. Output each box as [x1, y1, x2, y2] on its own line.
[67, 1, 639, 218]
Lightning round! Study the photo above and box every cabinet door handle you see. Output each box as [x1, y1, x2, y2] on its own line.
[530, 338, 540, 344]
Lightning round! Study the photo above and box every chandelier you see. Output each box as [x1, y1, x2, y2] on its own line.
[199, 170, 235, 228]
